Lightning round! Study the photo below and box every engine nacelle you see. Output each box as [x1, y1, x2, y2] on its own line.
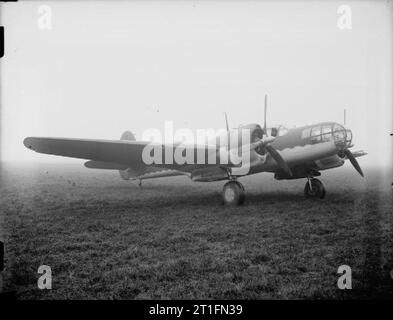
[191, 167, 229, 182]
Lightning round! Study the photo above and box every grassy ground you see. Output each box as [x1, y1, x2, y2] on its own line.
[1, 162, 392, 299]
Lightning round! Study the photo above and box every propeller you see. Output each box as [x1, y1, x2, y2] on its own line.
[341, 109, 364, 177]
[256, 94, 293, 177]
[343, 149, 364, 177]
[224, 97, 292, 177]
[265, 144, 293, 177]
[224, 112, 230, 151]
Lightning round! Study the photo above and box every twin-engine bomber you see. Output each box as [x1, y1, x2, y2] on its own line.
[23, 96, 366, 205]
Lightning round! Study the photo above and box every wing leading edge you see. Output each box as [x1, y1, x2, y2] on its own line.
[23, 137, 225, 174]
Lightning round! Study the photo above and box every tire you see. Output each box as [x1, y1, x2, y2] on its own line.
[304, 178, 326, 199]
[222, 181, 245, 205]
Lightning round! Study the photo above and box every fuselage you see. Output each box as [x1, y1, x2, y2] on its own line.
[231, 121, 353, 178]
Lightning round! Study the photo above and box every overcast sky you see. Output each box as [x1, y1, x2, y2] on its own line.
[1, 0, 392, 167]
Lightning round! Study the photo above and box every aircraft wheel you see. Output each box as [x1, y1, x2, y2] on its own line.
[222, 181, 245, 205]
[304, 178, 326, 199]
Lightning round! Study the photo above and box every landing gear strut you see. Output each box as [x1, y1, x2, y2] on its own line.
[222, 180, 245, 205]
[304, 178, 326, 199]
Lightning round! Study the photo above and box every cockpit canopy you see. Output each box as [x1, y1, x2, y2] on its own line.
[301, 123, 352, 146]
[266, 125, 289, 137]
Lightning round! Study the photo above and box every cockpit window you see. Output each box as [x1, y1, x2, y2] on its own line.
[321, 125, 333, 142]
[310, 126, 321, 143]
[311, 127, 321, 136]
[265, 126, 289, 137]
[301, 128, 311, 139]
[333, 124, 344, 132]
[333, 124, 346, 142]
[322, 125, 332, 134]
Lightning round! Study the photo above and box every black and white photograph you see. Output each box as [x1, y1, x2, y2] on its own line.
[0, 0, 392, 306]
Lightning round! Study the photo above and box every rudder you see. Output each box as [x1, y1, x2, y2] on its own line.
[119, 131, 136, 180]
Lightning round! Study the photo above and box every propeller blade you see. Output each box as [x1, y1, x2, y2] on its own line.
[224, 112, 229, 132]
[265, 144, 292, 177]
[344, 149, 364, 177]
[264, 94, 267, 136]
[250, 136, 275, 151]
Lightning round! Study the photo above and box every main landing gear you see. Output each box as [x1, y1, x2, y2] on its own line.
[222, 180, 245, 206]
[222, 176, 327, 205]
[304, 178, 326, 199]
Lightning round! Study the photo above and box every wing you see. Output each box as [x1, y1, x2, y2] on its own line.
[23, 137, 223, 173]
[84, 160, 187, 180]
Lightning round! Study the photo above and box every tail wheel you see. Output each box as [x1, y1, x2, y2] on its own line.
[304, 178, 326, 199]
[222, 181, 245, 205]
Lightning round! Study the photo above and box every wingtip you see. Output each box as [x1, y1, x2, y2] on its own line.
[23, 137, 35, 150]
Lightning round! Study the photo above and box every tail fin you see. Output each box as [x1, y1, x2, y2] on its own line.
[120, 131, 136, 141]
[119, 131, 136, 180]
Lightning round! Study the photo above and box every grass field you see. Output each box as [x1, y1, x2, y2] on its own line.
[1, 162, 392, 299]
